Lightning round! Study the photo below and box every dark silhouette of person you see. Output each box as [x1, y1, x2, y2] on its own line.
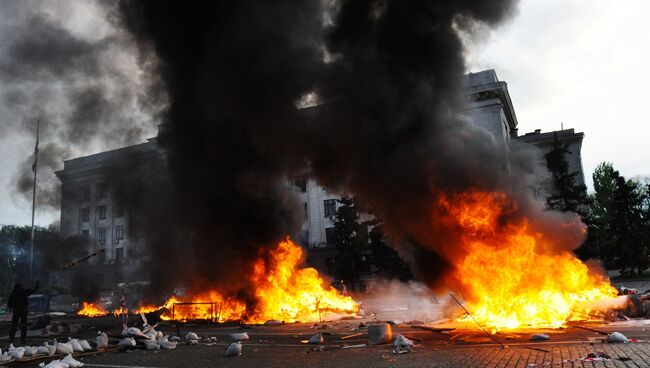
[7, 281, 39, 344]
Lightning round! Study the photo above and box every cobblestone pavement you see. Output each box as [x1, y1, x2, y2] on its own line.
[5, 319, 650, 368]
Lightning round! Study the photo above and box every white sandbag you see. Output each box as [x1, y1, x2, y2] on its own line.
[126, 327, 143, 336]
[39, 359, 67, 368]
[0, 351, 13, 363]
[225, 342, 242, 356]
[393, 334, 414, 349]
[23, 346, 38, 357]
[230, 332, 249, 341]
[118, 337, 136, 347]
[368, 323, 393, 345]
[36, 345, 50, 356]
[8, 345, 26, 360]
[56, 342, 74, 355]
[69, 339, 84, 352]
[607, 332, 629, 343]
[144, 340, 160, 350]
[78, 340, 92, 351]
[158, 336, 177, 350]
[186, 332, 199, 340]
[308, 333, 324, 344]
[62, 354, 84, 368]
[96, 332, 109, 348]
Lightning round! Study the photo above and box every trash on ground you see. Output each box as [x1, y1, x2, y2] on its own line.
[308, 333, 324, 344]
[368, 323, 393, 345]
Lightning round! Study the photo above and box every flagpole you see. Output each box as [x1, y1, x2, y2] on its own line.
[30, 119, 40, 282]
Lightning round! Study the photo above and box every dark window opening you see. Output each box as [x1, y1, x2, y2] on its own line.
[97, 227, 106, 245]
[324, 199, 336, 217]
[80, 208, 89, 223]
[116, 248, 124, 263]
[98, 205, 107, 220]
[325, 227, 336, 247]
[115, 225, 124, 241]
[293, 177, 307, 192]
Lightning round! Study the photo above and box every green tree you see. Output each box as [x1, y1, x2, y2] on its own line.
[589, 163, 650, 273]
[332, 196, 365, 291]
[544, 133, 588, 215]
[368, 225, 412, 281]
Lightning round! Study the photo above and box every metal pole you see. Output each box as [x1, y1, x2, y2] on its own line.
[29, 119, 40, 282]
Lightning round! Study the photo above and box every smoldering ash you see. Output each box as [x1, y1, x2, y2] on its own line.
[114, 0, 551, 304]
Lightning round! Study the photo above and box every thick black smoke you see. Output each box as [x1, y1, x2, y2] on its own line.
[0, 0, 162, 210]
[115, 0, 545, 304]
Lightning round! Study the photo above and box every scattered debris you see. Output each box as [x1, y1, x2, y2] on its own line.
[264, 320, 284, 326]
[530, 333, 550, 341]
[368, 323, 393, 345]
[308, 333, 324, 344]
[606, 332, 628, 343]
[341, 332, 364, 340]
[393, 334, 414, 354]
[226, 342, 242, 356]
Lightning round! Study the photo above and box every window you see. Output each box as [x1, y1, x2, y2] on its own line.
[96, 183, 107, 199]
[115, 225, 124, 241]
[304, 202, 308, 219]
[98, 205, 107, 220]
[80, 208, 89, 222]
[325, 227, 336, 247]
[81, 186, 90, 201]
[293, 177, 307, 192]
[82, 229, 89, 241]
[115, 248, 124, 263]
[324, 199, 336, 217]
[97, 227, 106, 245]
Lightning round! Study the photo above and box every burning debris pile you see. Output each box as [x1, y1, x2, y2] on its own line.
[437, 191, 617, 329]
[79, 238, 358, 323]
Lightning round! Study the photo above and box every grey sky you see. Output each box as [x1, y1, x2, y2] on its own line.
[1, 0, 648, 226]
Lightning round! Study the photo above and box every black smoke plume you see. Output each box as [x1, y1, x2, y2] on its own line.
[115, 0, 561, 305]
[0, 0, 162, 211]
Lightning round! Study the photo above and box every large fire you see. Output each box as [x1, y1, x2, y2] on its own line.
[78, 238, 358, 323]
[440, 191, 617, 329]
[78, 302, 109, 317]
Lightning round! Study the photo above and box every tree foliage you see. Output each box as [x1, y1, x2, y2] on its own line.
[589, 162, 650, 274]
[544, 133, 588, 215]
[332, 196, 365, 289]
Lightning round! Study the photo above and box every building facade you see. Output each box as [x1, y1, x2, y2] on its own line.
[55, 69, 586, 288]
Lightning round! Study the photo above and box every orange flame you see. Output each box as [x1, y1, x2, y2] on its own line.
[77, 302, 109, 317]
[440, 191, 617, 329]
[146, 238, 358, 323]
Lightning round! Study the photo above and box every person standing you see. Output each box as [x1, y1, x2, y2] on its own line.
[7, 281, 39, 344]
